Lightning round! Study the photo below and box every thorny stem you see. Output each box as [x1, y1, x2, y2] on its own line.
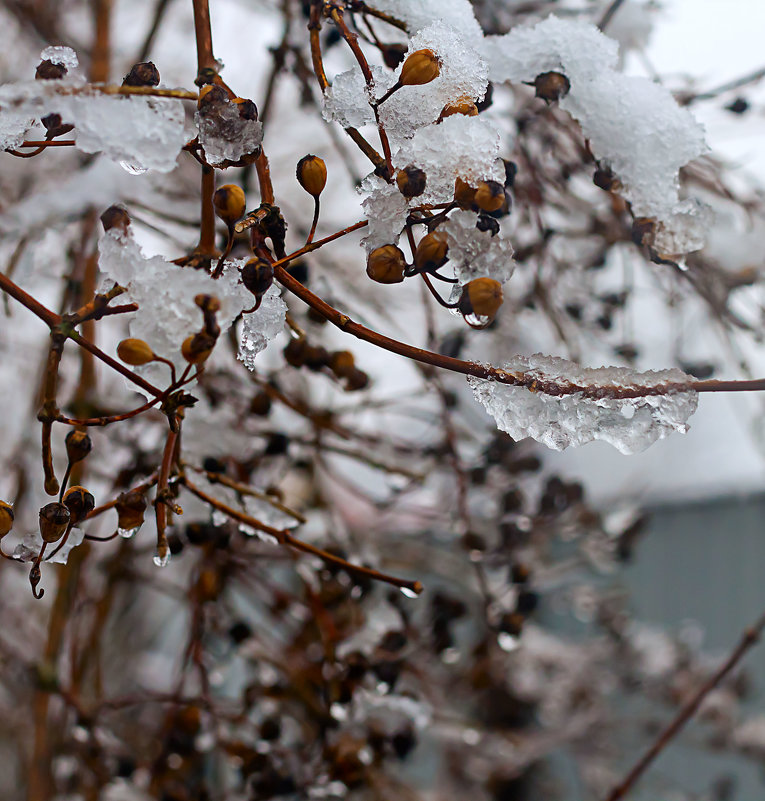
[603, 609, 765, 801]
[181, 477, 422, 594]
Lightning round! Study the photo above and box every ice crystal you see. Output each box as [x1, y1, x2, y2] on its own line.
[0, 81, 188, 171]
[360, 175, 409, 251]
[195, 101, 263, 167]
[238, 285, 288, 370]
[441, 209, 514, 286]
[468, 354, 698, 454]
[371, 0, 483, 44]
[484, 16, 708, 251]
[322, 67, 374, 129]
[39, 46, 79, 70]
[13, 528, 85, 565]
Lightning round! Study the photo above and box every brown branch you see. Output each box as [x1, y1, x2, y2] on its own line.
[603, 609, 765, 801]
[192, 0, 216, 75]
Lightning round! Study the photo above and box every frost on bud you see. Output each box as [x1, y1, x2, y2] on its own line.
[63, 486, 95, 524]
[36, 60, 67, 80]
[399, 49, 440, 87]
[531, 71, 570, 103]
[0, 501, 14, 538]
[116, 490, 147, 532]
[117, 338, 155, 366]
[39, 502, 70, 543]
[296, 155, 327, 197]
[213, 185, 246, 226]
[65, 430, 92, 465]
[100, 205, 131, 234]
[122, 62, 160, 87]
[454, 178, 477, 209]
[395, 165, 427, 199]
[439, 97, 479, 121]
[415, 231, 449, 273]
[182, 334, 215, 364]
[241, 258, 274, 299]
[366, 245, 406, 284]
[459, 278, 503, 321]
[474, 181, 506, 213]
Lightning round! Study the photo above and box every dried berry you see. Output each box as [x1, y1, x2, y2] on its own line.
[213, 184, 246, 226]
[35, 60, 67, 80]
[474, 181, 505, 213]
[454, 177, 477, 209]
[283, 337, 310, 367]
[395, 165, 427, 199]
[345, 368, 370, 392]
[241, 258, 274, 298]
[0, 501, 14, 538]
[439, 96, 478, 120]
[182, 333, 216, 364]
[39, 502, 71, 543]
[329, 350, 355, 379]
[249, 391, 272, 416]
[115, 490, 147, 532]
[458, 278, 504, 320]
[296, 155, 327, 197]
[232, 97, 258, 120]
[117, 338, 155, 366]
[63, 486, 95, 524]
[122, 62, 160, 87]
[400, 49, 440, 86]
[531, 71, 570, 103]
[100, 205, 131, 233]
[65, 430, 92, 464]
[366, 245, 406, 284]
[414, 231, 449, 273]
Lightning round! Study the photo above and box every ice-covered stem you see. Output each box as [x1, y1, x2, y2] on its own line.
[329, 6, 394, 176]
[604, 609, 765, 801]
[181, 477, 423, 595]
[273, 264, 765, 399]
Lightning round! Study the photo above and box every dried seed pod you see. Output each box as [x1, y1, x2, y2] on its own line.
[532, 71, 570, 103]
[414, 231, 449, 273]
[39, 502, 71, 543]
[304, 345, 330, 372]
[65, 430, 92, 464]
[63, 486, 95, 524]
[100, 205, 131, 233]
[476, 214, 500, 236]
[382, 43, 408, 69]
[232, 97, 258, 120]
[0, 501, 14, 538]
[283, 338, 310, 368]
[395, 165, 427, 199]
[197, 83, 228, 113]
[474, 181, 505, 213]
[296, 155, 327, 197]
[35, 60, 67, 80]
[182, 333, 216, 364]
[345, 368, 370, 392]
[366, 245, 406, 284]
[458, 277, 504, 320]
[454, 177, 477, 209]
[439, 96, 478, 120]
[213, 185, 246, 226]
[249, 391, 272, 416]
[117, 338, 155, 366]
[329, 350, 356, 379]
[399, 49, 440, 87]
[122, 61, 160, 87]
[116, 490, 147, 532]
[241, 258, 274, 298]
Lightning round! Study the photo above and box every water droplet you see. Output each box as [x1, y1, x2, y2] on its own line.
[153, 550, 171, 567]
[400, 585, 420, 598]
[119, 160, 148, 175]
[329, 702, 347, 721]
[117, 526, 140, 539]
[462, 728, 481, 745]
[497, 632, 520, 652]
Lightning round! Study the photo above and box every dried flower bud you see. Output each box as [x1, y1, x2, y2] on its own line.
[0, 501, 14, 538]
[63, 486, 95, 524]
[459, 277, 504, 320]
[116, 490, 147, 532]
[65, 430, 92, 465]
[399, 49, 440, 87]
[345, 368, 370, 392]
[241, 258, 274, 298]
[304, 345, 330, 372]
[366, 245, 406, 284]
[532, 71, 570, 103]
[117, 338, 155, 366]
[39, 502, 71, 543]
[395, 165, 427, 199]
[474, 181, 505, 213]
[36, 60, 67, 80]
[283, 338, 310, 368]
[414, 231, 449, 273]
[454, 177, 477, 209]
[182, 333, 215, 364]
[329, 350, 356, 379]
[213, 185, 246, 226]
[439, 96, 478, 120]
[122, 62, 160, 87]
[232, 97, 258, 120]
[100, 205, 131, 233]
[296, 155, 327, 197]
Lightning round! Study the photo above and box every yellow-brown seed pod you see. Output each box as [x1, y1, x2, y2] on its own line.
[117, 338, 155, 366]
[395, 165, 427, 199]
[459, 277, 504, 320]
[0, 501, 14, 538]
[474, 181, 505, 213]
[182, 333, 215, 365]
[296, 155, 327, 197]
[213, 185, 246, 226]
[366, 245, 406, 284]
[65, 430, 92, 465]
[63, 486, 95, 524]
[39, 502, 71, 543]
[454, 177, 477, 209]
[399, 49, 440, 87]
[115, 489, 147, 532]
[414, 231, 449, 273]
[531, 71, 570, 103]
[241, 257, 274, 298]
[329, 350, 356, 379]
[231, 96, 258, 120]
[439, 96, 479, 121]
